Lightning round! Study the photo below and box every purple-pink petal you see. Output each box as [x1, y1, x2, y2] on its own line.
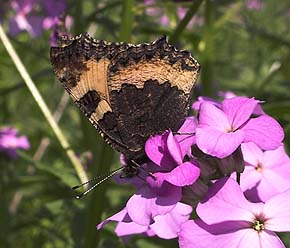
[175, 116, 197, 157]
[239, 143, 290, 202]
[0, 127, 30, 159]
[154, 181, 181, 206]
[126, 184, 181, 226]
[198, 102, 230, 130]
[179, 220, 218, 248]
[43, 16, 59, 29]
[145, 134, 163, 165]
[145, 133, 175, 169]
[11, 0, 35, 13]
[115, 221, 150, 237]
[154, 161, 200, 187]
[179, 220, 285, 248]
[160, 15, 170, 26]
[263, 189, 290, 232]
[246, 0, 264, 10]
[97, 208, 129, 230]
[221, 97, 258, 129]
[179, 220, 258, 248]
[255, 170, 290, 203]
[126, 186, 154, 226]
[17, 136, 30, 149]
[151, 202, 192, 239]
[97, 207, 153, 237]
[253, 103, 267, 116]
[242, 115, 284, 150]
[9, 14, 44, 37]
[258, 230, 286, 248]
[237, 229, 266, 248]
[196, 126, 244, 158]
[166, 131, 183, 165]
[197, 178, 261, 224]
[192, 96, 220, 111]
[241, 142, 264, 166]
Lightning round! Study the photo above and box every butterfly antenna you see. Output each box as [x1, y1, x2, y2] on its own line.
[72, 166, 124, 199]
[71, 174, 106, 190]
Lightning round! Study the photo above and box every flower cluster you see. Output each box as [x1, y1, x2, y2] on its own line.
[0, 127, 30, 159]
[1, 0, 72, 45]
[98, 93, 290, 247]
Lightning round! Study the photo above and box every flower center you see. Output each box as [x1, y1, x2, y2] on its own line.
[225, 125, 234, 133]
[255, 162, 263, 172]
[252, 219, 264, 232]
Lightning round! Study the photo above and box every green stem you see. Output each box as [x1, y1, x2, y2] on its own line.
[0, 24, 88, 184]
[87, 1, 121, 23]
[74, 0, 84, 34]
[84, 143, 115, 247]
[119, 0, 135, 42]
[170, 0, 203, 44]
[200, 0, 215, 97]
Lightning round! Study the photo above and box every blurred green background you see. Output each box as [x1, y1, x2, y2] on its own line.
[1, 0, 290, 247]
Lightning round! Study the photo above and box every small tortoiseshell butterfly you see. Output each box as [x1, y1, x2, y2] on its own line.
[50, 33, 200, 175]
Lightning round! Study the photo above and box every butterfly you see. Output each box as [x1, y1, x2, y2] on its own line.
[50, 33, 200, 178]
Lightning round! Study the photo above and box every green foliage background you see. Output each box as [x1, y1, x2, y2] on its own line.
[1, 0, 290, 247]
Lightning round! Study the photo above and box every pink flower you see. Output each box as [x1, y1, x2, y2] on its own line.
[237, 142, 290, 202]
[9, 0, 44, 37]
[8, 0, 69, 38]
[104, 117, 199, 228]
[145, 118, 200, 188]
[42, 0, 67, 30]
[0, 127, 30, 159]
[144, 0, 158, 16]
[124, 118, 199, 226]
[159, 15, 170, 26]
[196, 96, 284, 158]
[179, 178, 290, 248]
[246, 0, 264, 10]
[98, 202, 192, 240]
